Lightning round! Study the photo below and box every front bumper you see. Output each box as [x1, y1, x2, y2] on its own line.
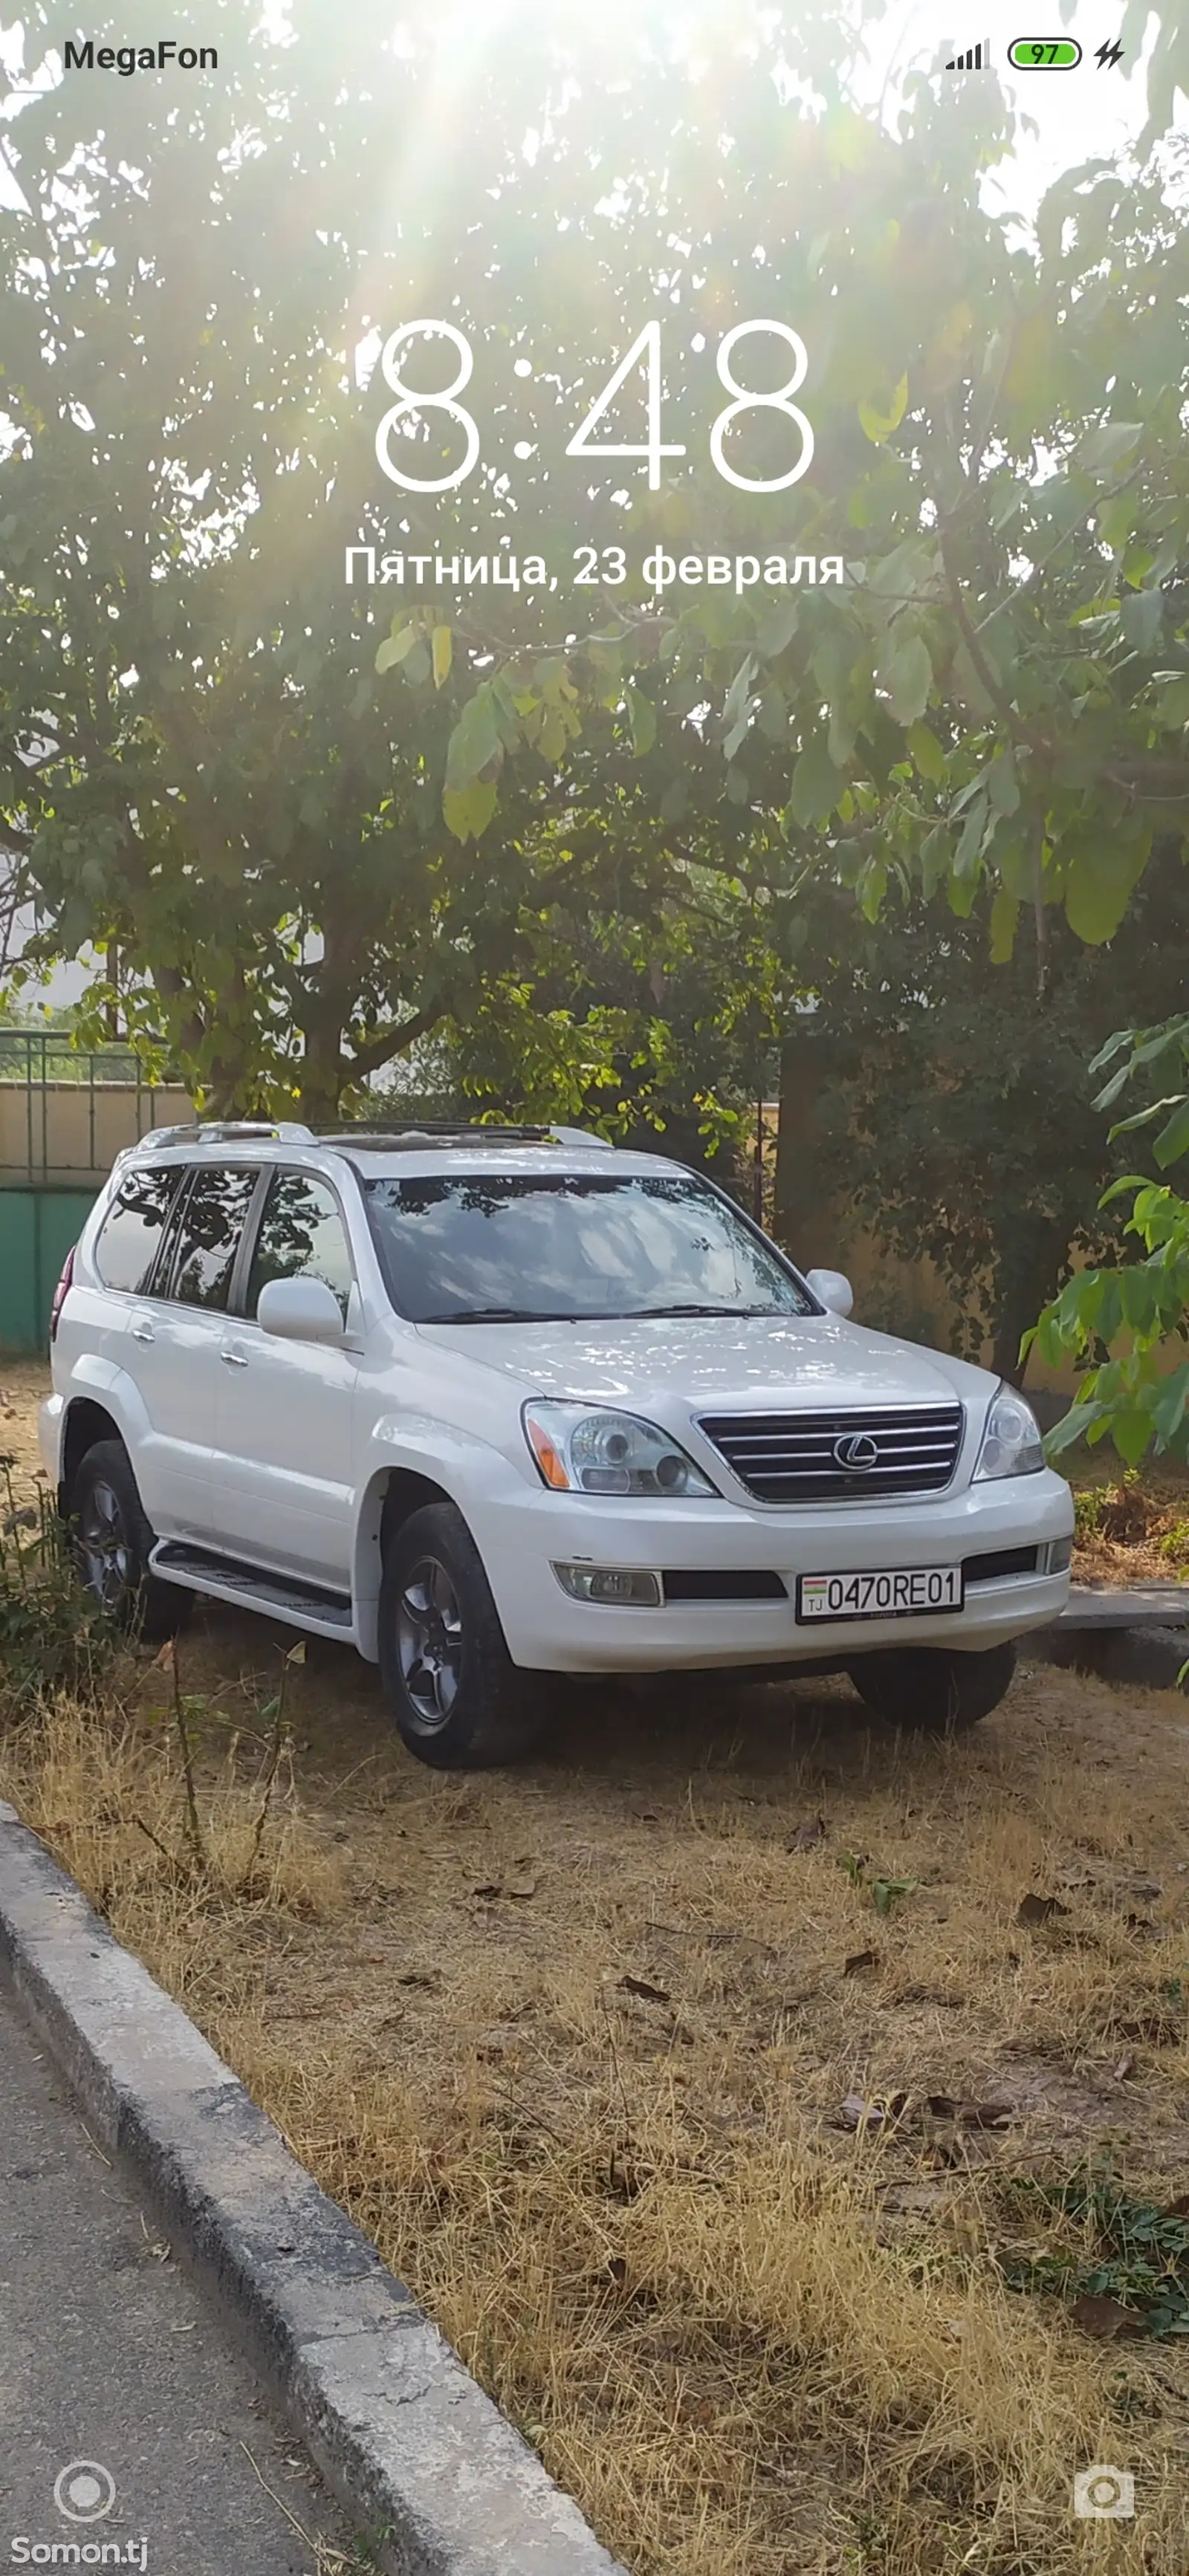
[469, 1467, 1075, 1673]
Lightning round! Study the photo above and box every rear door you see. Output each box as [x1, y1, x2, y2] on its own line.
[127, 1162, 263, 1540]
[210, 1167, 361, 1585]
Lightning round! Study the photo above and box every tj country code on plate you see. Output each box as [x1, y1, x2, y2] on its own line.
[797, 1567, 964, 1623]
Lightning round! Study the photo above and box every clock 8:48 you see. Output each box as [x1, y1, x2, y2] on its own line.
[374, 318, 814, 494]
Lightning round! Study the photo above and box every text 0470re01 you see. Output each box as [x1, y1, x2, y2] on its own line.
[797, 1566, 965, 1623]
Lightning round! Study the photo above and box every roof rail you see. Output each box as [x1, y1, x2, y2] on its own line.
[314, 1121, 554, 1148]
[131, 1120, 316, 1151]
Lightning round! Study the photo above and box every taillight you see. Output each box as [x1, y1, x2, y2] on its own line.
[50, 1245, 76, 1342]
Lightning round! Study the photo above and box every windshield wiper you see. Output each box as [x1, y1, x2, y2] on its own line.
[421, 1305, 583, 1324]
[628, 1302, 782, 1319]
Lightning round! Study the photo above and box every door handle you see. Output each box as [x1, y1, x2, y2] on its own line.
[130, 1321, 155, 1345]
[220, 1346, 249, 1368]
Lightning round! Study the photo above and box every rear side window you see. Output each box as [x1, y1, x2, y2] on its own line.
[169, 1167, 259, 1312]
[246, 1172, 354, 1321]
[94, 1165, 185, 1296]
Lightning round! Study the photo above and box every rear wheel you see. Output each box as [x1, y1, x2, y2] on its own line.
[847, 1641, 1016, 1735]
[378, 1502, 552, 1769]
[68, 1439, 189, 1642]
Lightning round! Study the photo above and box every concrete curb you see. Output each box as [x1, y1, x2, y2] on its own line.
[0, 1800, 628, 2576]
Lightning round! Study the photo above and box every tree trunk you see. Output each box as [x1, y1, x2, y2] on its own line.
[774, 1025, 831, 1259]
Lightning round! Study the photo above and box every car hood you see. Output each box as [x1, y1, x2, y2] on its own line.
[413, 1311, 996, 1413]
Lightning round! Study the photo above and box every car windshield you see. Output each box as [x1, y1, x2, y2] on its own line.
[362, 1170, 814, 1323]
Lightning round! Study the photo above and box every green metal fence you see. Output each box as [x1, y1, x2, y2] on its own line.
[0, 1032, 187, 1352]
[0, 1184, 100, 1354]
[0, 1030, 180, 1184]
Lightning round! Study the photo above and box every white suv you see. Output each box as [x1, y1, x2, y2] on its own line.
[40, 1119, 1074, 1768]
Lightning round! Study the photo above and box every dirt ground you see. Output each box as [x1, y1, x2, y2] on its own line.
[5, 1359, 1189, 2574]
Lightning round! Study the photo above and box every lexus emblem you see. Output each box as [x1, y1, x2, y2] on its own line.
[832, 1433, 879, 1472]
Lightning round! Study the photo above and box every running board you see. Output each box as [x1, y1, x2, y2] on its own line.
[149, 1542, 354, 1637]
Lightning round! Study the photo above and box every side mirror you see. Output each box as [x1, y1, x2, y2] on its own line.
[806, 1267, 854, 1320]
[256, 1276, 346, 1344]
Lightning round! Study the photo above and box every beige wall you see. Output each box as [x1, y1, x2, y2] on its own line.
[0, 1080, 194, 1187]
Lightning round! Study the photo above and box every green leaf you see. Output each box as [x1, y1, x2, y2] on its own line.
[989, 888, 1019, 964]
[907, 719, 946, 784]
[441, 779, 497, 843]
[878, 632, 932, 726]
[986, 752, 1020, 817]
[790, 737, 844, 828]
[1153, 1366, 1189, 1448]
[1074, 421, 1143, 478]
[1153, 1097, 1189, 1168]
[858, 372, 909, 445]
[1112, 1410, 1153, 1469]
[445, 685, 503, 791]
[626, 682, 656, 757]
[1119, 588, 1163, 653]
[1065, 844, 1141, 945]
[431, 625, 453, 690]
[375, 621, 421, 674]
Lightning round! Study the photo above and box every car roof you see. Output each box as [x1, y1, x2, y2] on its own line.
[112, 1122, 690, 1186]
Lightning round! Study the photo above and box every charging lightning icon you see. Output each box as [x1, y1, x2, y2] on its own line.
[1095, 38, 1125, 66]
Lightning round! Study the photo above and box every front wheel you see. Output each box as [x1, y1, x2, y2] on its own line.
[847, 1641, 1017, 1735]
[378, 1502, 552, 1770]
[68, 1439, 190, 1641]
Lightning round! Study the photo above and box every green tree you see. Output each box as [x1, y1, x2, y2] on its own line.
[784, 845, 1189, 1378]
[1029, 1012, 1189, 1466]
[2, 0, 1186, 1122]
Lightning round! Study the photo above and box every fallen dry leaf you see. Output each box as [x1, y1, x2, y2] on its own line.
[1070, 2294, 1148, 2340]
[926, 2095, 1013, 2129]
[1017, 1892, 1072, 1927]
[843, 1949, 880, 1977]
[880, 2181, 947, 2216]
[619, 1975, 671, 2005]
[787, 1817, 826, 1852]
[839, 2092, 907, 2132]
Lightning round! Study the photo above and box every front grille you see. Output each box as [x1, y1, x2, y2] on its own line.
[699, 1404, 965, 1503]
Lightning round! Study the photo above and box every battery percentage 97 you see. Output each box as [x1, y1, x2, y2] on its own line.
[1007, 37, 1083, 66]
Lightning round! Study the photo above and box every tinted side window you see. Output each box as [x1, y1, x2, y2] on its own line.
[247, 1172, 354, 1322]
[170, 1167, 259, 1312]
[94, 1166, 184, 1296]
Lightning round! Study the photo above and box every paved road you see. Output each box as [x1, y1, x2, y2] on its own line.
[0, 1982, 354, 2574]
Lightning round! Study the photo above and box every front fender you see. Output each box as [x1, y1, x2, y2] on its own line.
[352, 1413, 531, 1662]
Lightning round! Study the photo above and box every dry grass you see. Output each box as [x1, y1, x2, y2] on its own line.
[4, 1364, 1189, 2572]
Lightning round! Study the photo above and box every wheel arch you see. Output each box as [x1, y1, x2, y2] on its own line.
[62, 1398, 124, 1509]
[352, 1464, 457, 1661]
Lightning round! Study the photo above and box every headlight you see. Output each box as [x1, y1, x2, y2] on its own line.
[973, 1385, 1044, 1481]
[523, 1402, 718, 1498]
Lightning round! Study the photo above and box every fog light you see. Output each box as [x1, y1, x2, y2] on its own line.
[553, 1563, 664, 1606]
[1042, 1535, 1072, 1574]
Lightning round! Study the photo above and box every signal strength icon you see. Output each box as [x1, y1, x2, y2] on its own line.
[944, 36, 991, 67]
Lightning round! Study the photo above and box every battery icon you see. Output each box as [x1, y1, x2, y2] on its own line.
[1008, 36, 1083, 66]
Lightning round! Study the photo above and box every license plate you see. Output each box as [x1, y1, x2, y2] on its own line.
[797, 1565, 964, 1624]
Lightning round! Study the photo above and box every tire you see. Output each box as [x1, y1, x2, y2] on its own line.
[847, 1641, 1017, 1735]
[68, 1439, 190, 1643]
[378, 1502, 552, 1770]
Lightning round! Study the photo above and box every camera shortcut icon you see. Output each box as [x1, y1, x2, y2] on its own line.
[1073, 2465, 1135, 2520]
[53, 2460, 117, 2523]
